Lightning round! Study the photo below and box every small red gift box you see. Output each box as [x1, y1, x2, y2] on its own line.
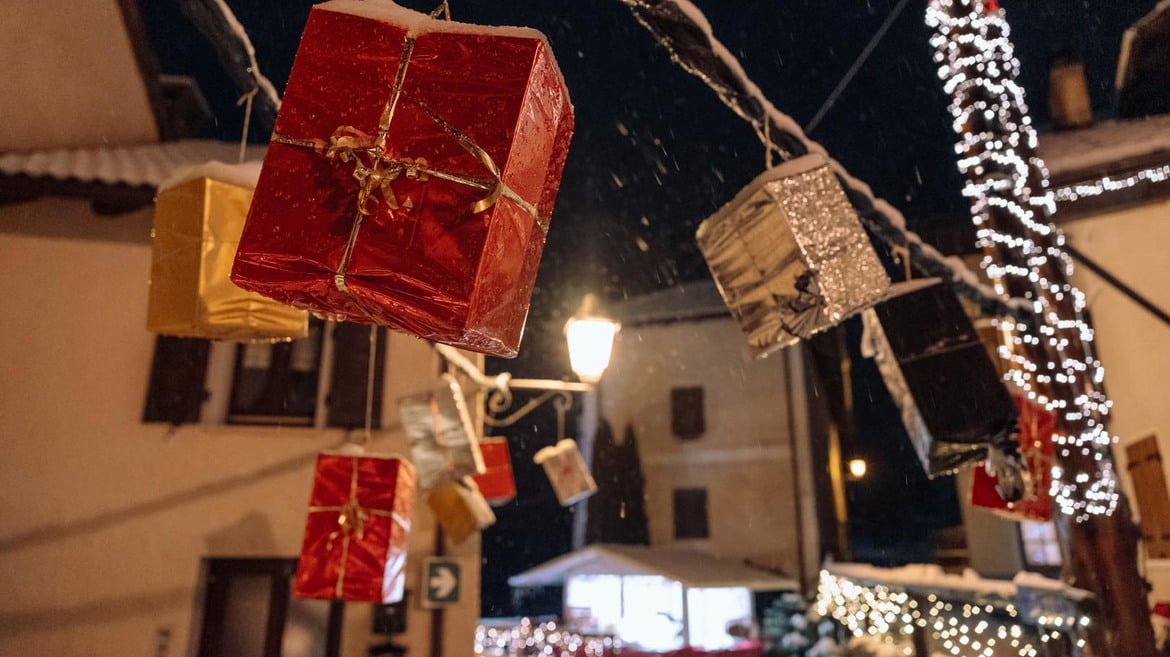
[294, 452, 415, 603]
[231, 1, 574, 358]
[971, 395, 1056, 522]
[473, 438, 516, 506]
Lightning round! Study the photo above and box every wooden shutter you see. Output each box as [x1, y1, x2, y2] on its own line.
[670, 386, 705, 439]
[326, 323, 387, 429]
[142, 335, 210, 424]
[673, 488, 710, 539]
[1126, 435, 1170, 559]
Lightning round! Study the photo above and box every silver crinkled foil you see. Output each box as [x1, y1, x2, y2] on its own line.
[400, 373, 485, 489]
[696, 154, 890, 357]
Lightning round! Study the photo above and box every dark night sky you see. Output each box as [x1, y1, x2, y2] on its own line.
[141, 0, 1154, 614]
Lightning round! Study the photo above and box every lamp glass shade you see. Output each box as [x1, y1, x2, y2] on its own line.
[565, 317, 617, 383]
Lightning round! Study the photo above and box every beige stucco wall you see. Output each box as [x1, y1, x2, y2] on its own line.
[0, 200, 479, 656]
[1062, 197, 1170, 599]
[0, 1, 158, 151]
[599, 316, 818, 586]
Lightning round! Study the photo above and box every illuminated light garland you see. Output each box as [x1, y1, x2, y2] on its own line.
[475, 618, 620, 657]
[815, 570, 1090, 657]
[925, 0, 1119, 520]
[1052, 163, 1170, 203]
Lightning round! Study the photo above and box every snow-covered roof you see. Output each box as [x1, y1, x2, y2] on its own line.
[824, 562, 1092, 602]
[1038, 114, 1170, 179]
[609, 279, 730, 326]
[508, 544, 797, 591]
[0, 140, 266, 189]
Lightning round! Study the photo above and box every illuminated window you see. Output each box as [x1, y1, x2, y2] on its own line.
[1021, 521, 1062, 568]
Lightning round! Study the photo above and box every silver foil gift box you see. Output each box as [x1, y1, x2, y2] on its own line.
[696, 153, 890, 356]
[400, 374, 485, 489]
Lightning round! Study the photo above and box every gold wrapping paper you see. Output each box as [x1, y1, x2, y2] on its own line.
[147, 177, 308, 341]
[426, 478, 495, 546]
[696, 154, 890, 357]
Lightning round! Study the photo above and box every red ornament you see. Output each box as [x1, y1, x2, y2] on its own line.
[970, 395, 1056, 522]
[985, 0, 1001, 12]
[232, 1, 574, 357]
[473, 437, 517, 506]
[294, 453, 415, 603]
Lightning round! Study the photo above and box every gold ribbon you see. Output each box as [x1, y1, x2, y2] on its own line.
[308, 458, 411, 598]
[270, 35, 547, 296]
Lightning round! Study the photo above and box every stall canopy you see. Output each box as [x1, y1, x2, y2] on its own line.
[508, 544, 797, 591]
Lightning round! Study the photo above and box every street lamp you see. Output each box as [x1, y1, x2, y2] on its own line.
[434, 294, 619, 428]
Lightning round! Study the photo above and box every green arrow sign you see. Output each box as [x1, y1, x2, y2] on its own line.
[423, 558, 461, 607]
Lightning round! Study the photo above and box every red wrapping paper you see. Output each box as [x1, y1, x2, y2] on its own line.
[970, 395, 1056, 522]
[294, 453, 415, 603]
[473, 438, 516, 506]
[231, 1, 574, 357]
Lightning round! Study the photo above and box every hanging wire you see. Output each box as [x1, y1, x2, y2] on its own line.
[429, 0, 451, 20]
[236, 87, 258, 164]
[805, 0, 913, 134]
[361, 326, 379, 444]
[618, 0, 1033, 322]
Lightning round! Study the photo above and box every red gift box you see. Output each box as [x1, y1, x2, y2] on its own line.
[231, 1, 574, 358]
[294, 452, 415, 603]
[473, 437, 516, 506]
[971, 395, 1056, 522]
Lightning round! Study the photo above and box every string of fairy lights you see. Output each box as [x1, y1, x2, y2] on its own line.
[1052, 163, 1170, 204]
[815, 571, 1089, 657]
[925, 0, 1119, 520]
[475, 618, 619, 657]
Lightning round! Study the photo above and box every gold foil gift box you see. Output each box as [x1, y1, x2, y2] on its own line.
[147, 161, 308, 342]
[695, 153, 890, 357]
[426, 477, 496, 546]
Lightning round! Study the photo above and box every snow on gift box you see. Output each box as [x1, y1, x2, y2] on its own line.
[147, 161, 308, 342]
[230, 0, 574, 358]
[293, 451, 415, 604]
[399, 374, 485, 490]
[695, 153, 891, 357]
[860, 280, 1020, 480]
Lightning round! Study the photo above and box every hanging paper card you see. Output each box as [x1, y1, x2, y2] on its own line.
[293, 452, 415, 603]
[148, 161, 308, 342]
[230, 0, 574, 357]
[861, 281, 1018, 477]
[400, 374, 485, 490]
[696, 153, 890, 357]
[427, 477, 496, 546]
[534, 438, 597, 507]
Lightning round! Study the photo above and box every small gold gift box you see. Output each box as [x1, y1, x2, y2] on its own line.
[147, 168, 308, 341]
[427, 478, 496, 546]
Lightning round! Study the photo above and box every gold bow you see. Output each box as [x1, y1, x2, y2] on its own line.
[324, 126, 431, 214]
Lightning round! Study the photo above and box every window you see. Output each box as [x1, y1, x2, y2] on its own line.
[194, 558, 342, 657]
[143, 319, 387, 429]
[673, 488, 709, 540]
[670, 386, 705, 439]
[1020, 521, 1062, 569]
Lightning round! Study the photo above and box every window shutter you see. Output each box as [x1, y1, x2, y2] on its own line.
[670, 386, 705, 439]
[1126, 435, 1170, 559]
[142, 336, 210, 424]
[326, 323, 387, 429]
[673, 488, 710, 539]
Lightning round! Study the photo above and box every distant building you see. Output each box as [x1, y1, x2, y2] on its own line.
[596, 281, 821, 590]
